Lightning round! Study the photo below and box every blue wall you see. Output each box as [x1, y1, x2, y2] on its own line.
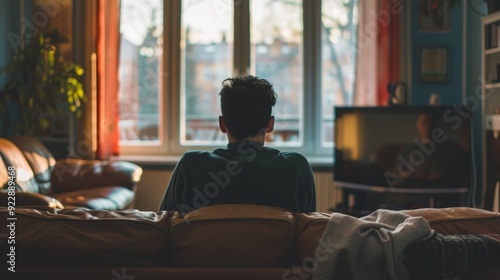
[410, 1, 465, 105]
[0, 0, 21, 136]
[0, 0, 33, 136]
[0, 0, 21, 88]
[410, 1, 486, 206]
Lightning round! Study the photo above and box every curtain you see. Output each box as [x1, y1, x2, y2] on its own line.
[354, 0, 400, 106]
[96, 0, 120, 159]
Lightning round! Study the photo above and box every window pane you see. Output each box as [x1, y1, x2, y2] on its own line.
[119, 0, 163, 143]
[180, 0, 234, 145]
[251, 0, 303, 146]
[321, 0, 358, 146]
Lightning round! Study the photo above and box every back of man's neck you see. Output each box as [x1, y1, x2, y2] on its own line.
[228, 135, 265, 146]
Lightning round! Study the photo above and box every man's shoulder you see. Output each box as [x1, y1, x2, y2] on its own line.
[181, 150, 237, 163]
[279, 150, 306, 158]
[175, 151, 225, 172]
[279, 151, 311, 166]
[181, 150, 216, 159]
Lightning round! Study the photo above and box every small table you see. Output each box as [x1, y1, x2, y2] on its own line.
[335, 182, 469, 213]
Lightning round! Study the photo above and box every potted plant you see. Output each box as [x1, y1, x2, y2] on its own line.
[0, 29, 85, 136]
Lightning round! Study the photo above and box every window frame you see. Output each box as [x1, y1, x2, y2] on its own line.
[119, 0, 343, 160]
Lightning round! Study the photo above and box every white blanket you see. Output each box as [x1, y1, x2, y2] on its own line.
[313, 209, 433, 280]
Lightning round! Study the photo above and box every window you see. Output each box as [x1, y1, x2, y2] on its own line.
[180, 0, 233, 145]
[118, 0, 359, 157]
[251, 0, 303, 146]
[321, 0, 358, 146]
[118, 0, 163, 144]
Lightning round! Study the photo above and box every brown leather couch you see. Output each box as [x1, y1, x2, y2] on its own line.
[0, 204, 498, 280]
[0, 136, 142, 210]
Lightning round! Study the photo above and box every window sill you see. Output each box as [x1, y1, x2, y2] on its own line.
[113, 155, 333, 171]
[112, 155, 181, 169]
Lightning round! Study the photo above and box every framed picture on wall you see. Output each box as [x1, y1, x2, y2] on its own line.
[418, 47, 450, 83]
[51, 113, 70, 138]
[419, 0, 451, 32]
[38, 113, 72, 139]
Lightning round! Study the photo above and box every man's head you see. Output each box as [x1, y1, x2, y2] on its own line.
[416, 111, 437, 140]
[218, 75, 277, 141]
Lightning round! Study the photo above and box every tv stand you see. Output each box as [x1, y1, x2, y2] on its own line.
[333, 182, 469, 217]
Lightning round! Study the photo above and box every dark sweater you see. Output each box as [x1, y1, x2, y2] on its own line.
[159, 141, 316, 213]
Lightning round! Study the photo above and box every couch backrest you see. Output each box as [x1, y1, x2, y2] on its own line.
[0, 138, 39, 193]
[0, 204, 330, 268]
[170, 204, 296, 267]
[0, 207, 172, 267]
[293, 212, 331, 263]
[11, 136, 56, 194]
[1, 205, 500, 269]
[402, 207, 500, 234]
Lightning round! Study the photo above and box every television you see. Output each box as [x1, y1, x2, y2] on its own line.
[333, 106, 472, 210]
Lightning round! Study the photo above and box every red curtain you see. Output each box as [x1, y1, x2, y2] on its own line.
[354, 0, 400, 106]
[387, 0, 401, 105]
[96, 0, 120, 159]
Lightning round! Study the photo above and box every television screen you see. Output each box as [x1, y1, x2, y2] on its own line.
[334, 106, 472, 191]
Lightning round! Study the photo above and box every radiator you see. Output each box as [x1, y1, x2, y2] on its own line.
[313, 172, 339, 213]
[135, 170, 339, 213]
[134, 170, 173, 211]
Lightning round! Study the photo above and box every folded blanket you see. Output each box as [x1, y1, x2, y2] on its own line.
[313, 209, 433, 280]
[404, 233, 500, 280]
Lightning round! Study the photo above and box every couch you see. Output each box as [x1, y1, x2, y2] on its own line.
[0, 204, 499, 280]
[0, 136, 142, 210]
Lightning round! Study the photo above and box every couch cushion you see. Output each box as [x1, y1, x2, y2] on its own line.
[51, 186, 134, 210]
[293, 212, 330, 263]
[11, 136, 56, 194]
[170, 204, 295, 267]
[0, 138, 39, 193]
[0, 267, 290, 280]
[0, 207, 172, 267]
[402, 207, 500, 234]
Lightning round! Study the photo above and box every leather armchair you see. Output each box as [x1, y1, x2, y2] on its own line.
[0, 136, 142, 210]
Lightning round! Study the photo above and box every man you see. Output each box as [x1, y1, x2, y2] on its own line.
[159, 75, 316, 213]
[396, 111, 469, 188]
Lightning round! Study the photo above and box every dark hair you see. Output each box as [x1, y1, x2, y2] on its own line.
[219, 75, 277, 140]
[417, 110, 439, 129]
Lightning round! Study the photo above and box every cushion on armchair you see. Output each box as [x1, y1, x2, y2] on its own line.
[52, 186, 134, 210]
[10, 136, 56, 194]
[51, 159, 142, 192]
[50, 159, 141, 209]
[0, 138, 40, 193]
